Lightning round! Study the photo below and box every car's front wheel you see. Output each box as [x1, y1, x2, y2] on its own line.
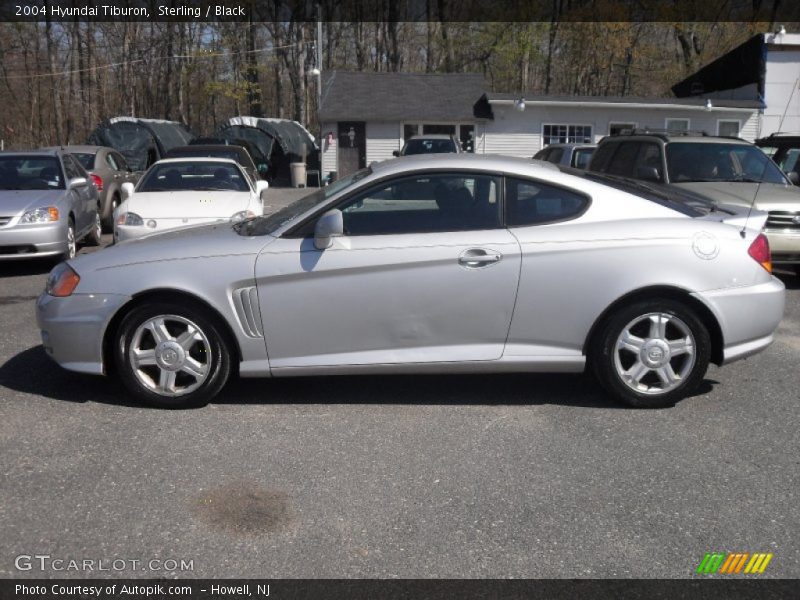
[114, 303, 232, 408]
[592, 300, 711, 408]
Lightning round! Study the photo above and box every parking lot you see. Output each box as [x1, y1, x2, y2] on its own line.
[0, 187, 798, 579]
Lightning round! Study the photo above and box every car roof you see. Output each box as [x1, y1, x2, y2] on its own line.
[371, 153, 560, 175]
[0, 149, 60, 157]
[168, 145, 247, 153]
[151, 157, 240, 165]
[406, 135, 456, 140]
[539, 143, 597, 149]
[41, 145, 107, 153]
[601, 134, 751, 145]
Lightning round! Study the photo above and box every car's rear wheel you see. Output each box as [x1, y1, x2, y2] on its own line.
[592, 300, 711, 408]
[114, 303, 232, 408]
[60, 218, 76, 261]
[103, 194, 120, 232]
[85, 209, 102, 246]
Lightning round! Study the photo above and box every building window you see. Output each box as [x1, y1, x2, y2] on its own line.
[609, 122, 637, 136]
[717, 120, 741, 137]
[665, 118, 690, 133]
[542, 124, 593, 146]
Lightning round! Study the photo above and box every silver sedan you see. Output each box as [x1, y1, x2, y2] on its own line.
[36, 154, 785, 409]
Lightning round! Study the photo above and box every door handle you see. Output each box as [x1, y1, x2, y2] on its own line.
[458, 248, 502, 268]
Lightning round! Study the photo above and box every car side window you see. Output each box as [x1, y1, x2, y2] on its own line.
[547, 148, 564, 164]
[338, 173, 501, 235]
[633, 143, 664, 181]
[62, 155, 82, 180]
[506, 177, 589, 226]
[113, 153, 130, 172]
[588, 142, 617, 172]
[605, 142, 640, 177]
[106, 153, 119, 171]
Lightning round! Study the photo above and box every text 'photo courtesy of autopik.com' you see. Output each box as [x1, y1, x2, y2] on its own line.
[1, 0, 800, 599]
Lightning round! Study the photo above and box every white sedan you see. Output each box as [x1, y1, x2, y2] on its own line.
[114, 157, 267, 242]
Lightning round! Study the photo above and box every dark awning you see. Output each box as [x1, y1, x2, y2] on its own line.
[87, 117, 194, 172]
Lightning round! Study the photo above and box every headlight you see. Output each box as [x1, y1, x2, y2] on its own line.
[116, 212, 143, 226]
[231, 210, 255, 223]
[46, 262, 80, 297]
[20, 207, 59, 223]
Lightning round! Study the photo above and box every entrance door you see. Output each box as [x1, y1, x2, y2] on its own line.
[337, 121, 366, 177]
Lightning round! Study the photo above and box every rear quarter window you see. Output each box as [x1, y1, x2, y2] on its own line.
[506, 177, 589, 226]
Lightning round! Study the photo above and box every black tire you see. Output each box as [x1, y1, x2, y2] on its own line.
[103, 194, 119, 233]
[85, 208, 102, 246]
[794, 264, 800, 279]
[60, 218, 76, 261]
[114, 302, 232, 408]
[591, 299, 711, 408]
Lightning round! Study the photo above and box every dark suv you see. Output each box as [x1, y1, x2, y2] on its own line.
[588, 130, 800, 275]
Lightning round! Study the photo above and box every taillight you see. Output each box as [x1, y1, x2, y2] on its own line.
[747, 233, 772, 273]
[90, 173, 103, 192]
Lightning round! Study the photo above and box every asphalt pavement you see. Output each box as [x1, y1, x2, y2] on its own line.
[0, 187, 798, 579]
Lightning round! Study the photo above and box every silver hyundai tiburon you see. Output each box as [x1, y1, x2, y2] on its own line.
[37, 154, 785, 409]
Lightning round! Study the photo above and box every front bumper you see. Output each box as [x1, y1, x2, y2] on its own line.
[36, 291, 131, 375]
[0, 221, 67, 260]
[694, 277, 785, 365]
[115, 218, 229, 243]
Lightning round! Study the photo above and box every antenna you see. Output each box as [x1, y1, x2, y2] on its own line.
[739, 68, 799, 238]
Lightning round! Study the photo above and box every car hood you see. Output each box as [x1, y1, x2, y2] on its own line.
[0, 189, 66, 215]
[69, 221, 277, 273]
[127, 190, 254, 218]
[673, 182, 800, 211]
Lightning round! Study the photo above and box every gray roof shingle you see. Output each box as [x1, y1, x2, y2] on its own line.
[319, 71, 487, 122]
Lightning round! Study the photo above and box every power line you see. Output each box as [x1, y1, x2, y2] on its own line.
[2, 41, 312, 80]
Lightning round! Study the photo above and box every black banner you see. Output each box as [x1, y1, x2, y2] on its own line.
[1, 0, 800, 23]
[1, 579, 799, 600]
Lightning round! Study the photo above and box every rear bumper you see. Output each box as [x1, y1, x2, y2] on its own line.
[0, 222, 67, 260]
[693, 278, 785, 365]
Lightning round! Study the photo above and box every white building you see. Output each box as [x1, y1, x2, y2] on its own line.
[317, 64, 766, 178]
[673, 31, 800, 137]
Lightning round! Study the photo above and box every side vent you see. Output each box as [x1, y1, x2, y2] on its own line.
[231, 286, 263, 338]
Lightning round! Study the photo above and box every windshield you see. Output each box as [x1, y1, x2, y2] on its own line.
[73, 153, 96, 170]
[137, 161, 250, 192]
[0, 156, 64, 191]
[666, 142, 787, 184]
[402, 139, 457, 155]
[239, 167, 372, 236]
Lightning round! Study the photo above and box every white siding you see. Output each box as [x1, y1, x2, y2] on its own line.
[366, 121, 401, 164]
[482, 105, 760, 157]
[321, 122, 337, 177]
[762, 48, 800, 136]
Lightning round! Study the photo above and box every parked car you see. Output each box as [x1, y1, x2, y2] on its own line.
[166, 144, 262, 184]
[0, 149, 101, 261]
[48, 145, 140, 232]
[533, 143, 596, 169]
[755, 132, 800, 183]
[38, 154, 783, 409]
[588, 130, 800, 277]
[114, 157, 267, 243]
[189, 137, 270, 180]
[393, 135, 461, 157]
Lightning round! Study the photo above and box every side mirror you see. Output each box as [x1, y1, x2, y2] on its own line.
[121, 182, 135, 200]
[68, 177, 87, 189]
[635, 166, 661, 182]
[392, 150, 400, 157]
[254, 180, 269, 200]
[788, 171, 799, 185]
[314, 209, 343, 250]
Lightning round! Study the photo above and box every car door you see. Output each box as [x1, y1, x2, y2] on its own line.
[255, 171, 522, 369]
[62, 154, 93, 233]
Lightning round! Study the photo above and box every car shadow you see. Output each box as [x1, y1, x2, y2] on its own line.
[774, 269, 799, 290]
[0, 259, 54, 277]
[1, 345, 712, 410]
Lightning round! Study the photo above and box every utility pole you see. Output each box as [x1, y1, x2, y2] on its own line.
[316, 3, 323, 181]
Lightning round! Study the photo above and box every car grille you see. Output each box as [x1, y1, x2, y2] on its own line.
[0, 216, 12, 227]
[766, 211, 800, 232]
